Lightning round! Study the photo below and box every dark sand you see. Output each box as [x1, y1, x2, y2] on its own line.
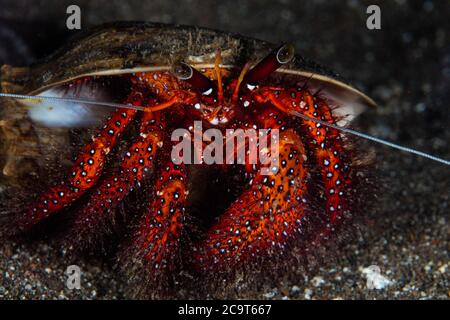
[0, 0, 448, 299]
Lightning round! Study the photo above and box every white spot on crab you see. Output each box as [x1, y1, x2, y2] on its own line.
[203, 88, 213, 96]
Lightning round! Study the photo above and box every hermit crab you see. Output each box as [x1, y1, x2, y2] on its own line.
[0, 22, 377, 297]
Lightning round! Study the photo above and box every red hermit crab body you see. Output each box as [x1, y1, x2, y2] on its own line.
[0, 22, 375, 297]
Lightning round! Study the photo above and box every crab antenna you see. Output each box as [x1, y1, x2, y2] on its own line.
[214, 49, 224, 103]
[244, 44, 295, 85]
[290, 110, 450, 166]
[0, 92, 146, 111]
[171, 61, 214, 95]
[1, 92, 448, 166]
[232, 62, 251, 104]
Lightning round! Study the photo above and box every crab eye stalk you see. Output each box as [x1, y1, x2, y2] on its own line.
[243, 43, 295, 86]
[171, 61, 215, 95]
[276, 43, 295, 64]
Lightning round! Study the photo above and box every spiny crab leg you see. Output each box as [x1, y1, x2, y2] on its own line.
[14, 90, 145, 232]
[194, 126, 308, 269]
[119, 156, 188, 288]
[65, 110, 166, 249]
[252, 88, 350, 226]
[195, 83, 354, 269]
[14, 87, 189, 233]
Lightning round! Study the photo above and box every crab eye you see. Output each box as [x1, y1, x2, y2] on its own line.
[171, 61, 193, 80]
[171, 61, 215, 95]
[244, 43, 295, 85]
[276, 43, 295, 64]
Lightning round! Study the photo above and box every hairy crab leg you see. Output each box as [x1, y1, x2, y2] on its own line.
[13, 90, 145, 232]
[64, 111, 166, 249]
[253, 88, 353, 228]
[119, 157, 188, 290]
[194, 122, 308, 270]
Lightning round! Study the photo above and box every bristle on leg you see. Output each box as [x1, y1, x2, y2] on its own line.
[3, 91, 144, 235]
[117, 159, 187, 298]
[193, 129, 309, 271]
[63, 112, 165, 252]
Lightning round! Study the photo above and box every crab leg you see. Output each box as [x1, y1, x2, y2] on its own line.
[119, 157, 188, 288]
[195, 127, 308, 269]
[14, 90, 144, 232]
[253, 88, 351, 226]
[65, 111, 165, 249]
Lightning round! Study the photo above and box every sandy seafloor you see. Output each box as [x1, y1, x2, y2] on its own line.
[0, 0, 448, 299]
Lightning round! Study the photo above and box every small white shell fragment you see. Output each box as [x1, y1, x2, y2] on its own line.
[362, 265, 393, 290]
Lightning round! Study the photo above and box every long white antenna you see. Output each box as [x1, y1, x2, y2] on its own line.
[290, 110, 450, 166]
[0, 92, 448, 166]
[0, 93, 145, 111]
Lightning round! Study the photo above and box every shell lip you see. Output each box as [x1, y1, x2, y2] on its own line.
[27, 63, 376, 112]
